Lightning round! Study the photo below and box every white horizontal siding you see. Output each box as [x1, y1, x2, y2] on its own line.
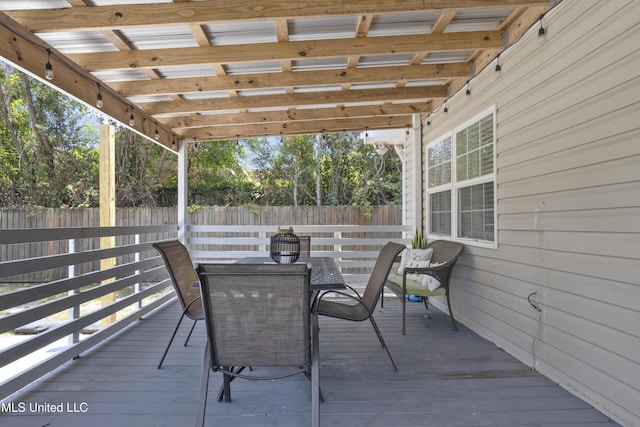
[420, 1, 640, 426]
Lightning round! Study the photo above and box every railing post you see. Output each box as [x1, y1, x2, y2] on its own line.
[259, 231, 267, 253]
[334, 231, 342, 262]
[68, 238, 80, 345]
[135, 233, 142, 310]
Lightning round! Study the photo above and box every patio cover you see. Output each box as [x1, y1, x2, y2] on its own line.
[0, 1, 552, 151]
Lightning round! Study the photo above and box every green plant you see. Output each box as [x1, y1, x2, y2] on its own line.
[411, 227, 427, 249]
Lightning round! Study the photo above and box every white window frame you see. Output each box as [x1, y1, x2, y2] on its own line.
[426, 106, 498, 249]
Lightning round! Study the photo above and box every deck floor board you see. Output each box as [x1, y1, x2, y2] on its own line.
[1, 294, 617, 426]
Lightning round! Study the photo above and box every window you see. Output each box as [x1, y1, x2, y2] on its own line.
[426, 107, 496, 247]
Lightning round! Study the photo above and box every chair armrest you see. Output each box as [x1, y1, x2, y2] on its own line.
[317, 283, 362, 299]
[314, 288, 368, 312]
[403, 261, 450, 275]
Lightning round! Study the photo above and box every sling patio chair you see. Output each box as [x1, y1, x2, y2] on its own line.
[299, 235, 311, 257]
[384, 240, 464, 334]
[152, 240, 204, 369]
[195, 263, 320, 427]
[313, 241, 406, 371]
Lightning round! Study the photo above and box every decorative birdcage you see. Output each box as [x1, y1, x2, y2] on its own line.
[270, 233, 300, 264]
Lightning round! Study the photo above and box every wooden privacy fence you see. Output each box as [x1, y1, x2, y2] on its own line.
[1, 206, 405, 283]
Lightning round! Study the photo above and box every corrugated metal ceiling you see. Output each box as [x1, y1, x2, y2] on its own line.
[0, 1, 554, 148]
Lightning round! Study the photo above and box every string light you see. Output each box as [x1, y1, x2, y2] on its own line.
[128, 106, 135, 127]
[537, 14, 546, 44]
[495, 54, 502, 73]
[465, 80, 471, 96]
[443, 100, 448, 113]
[44, 48, 54, 80]
[427, 114, 431, 126]
[154, 122, 160, 140]
[96, 83, 103, 109]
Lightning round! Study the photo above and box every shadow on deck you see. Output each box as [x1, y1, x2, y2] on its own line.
[0, 295, 616, 426]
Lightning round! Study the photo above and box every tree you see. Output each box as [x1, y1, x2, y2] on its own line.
[0, 63, 401, 209]
[0, 63, 100, 207]
[187, 139, 258, 206]
[252, 132, 402, 206]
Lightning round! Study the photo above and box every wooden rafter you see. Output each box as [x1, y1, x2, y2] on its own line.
[68, 31, 504, 71]
[141, 86, 448, 116]
[109, 63, 470, 97]
[8, 0, 551, 32]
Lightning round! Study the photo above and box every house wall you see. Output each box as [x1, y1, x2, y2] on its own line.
[420, 1, 640, 426]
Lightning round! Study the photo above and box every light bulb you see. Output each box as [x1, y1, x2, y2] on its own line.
[44, 48, 54, 80]
[538, 26, 546, 44]
[45, 62, 53, 80]
[129, 114, 135, 127]
[96, 93, 103, 109]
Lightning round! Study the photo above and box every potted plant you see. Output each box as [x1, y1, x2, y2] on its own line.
[411, 227, 427, 249]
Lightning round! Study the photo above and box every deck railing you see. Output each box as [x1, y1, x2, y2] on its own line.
[188, 224, 411, 282]
[0, 225, 177, 400]
[0, 223, 409, 400]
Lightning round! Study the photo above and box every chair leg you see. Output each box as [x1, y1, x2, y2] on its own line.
[446, 292, 458, 332]
[195, 344, 211, 427]
[222, 369, 232, 403]
[183, 319, 199, 346]
[303, 371, 325, 402]
[311, 312, 320, 427]
[216, 366, 245, 402]
[401, 292, 406, 335]
[158, 312, 185, 369]
[368, 315, 398, 371]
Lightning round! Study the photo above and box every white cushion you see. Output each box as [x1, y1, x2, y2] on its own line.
[423, 276, 442, 291]
[397, 248, 433, 275]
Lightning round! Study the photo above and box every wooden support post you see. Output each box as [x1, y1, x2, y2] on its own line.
[100, 124, 116, 327]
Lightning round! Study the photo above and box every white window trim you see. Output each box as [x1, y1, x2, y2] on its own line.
[426, 106, 498, 249]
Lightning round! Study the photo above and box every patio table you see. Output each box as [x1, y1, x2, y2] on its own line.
[236, 256, 346, 293]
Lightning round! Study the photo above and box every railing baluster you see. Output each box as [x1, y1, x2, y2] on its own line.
[68, 238, 80, 345]
[135, 233, 142, 310]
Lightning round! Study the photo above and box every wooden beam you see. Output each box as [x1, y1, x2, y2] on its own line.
[109, 63, 470, 96]
[176, 116, 413, 141]
[163, 103, 432, 129]
[7, 1, 553, 32]
[142, 85, 448, 115]
[0, 12, 177, 149]
[99, 124, 116, 327]
[68, 31, 504, 71]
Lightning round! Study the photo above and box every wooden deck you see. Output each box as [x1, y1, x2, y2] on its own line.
[1, 293, 617, 426]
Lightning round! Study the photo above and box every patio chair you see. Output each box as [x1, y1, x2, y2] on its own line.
[152, 240, 204, 369]
[195, 263, 319, 427]
[299, 235, 311, 257]
[384, 240, 464, 334]
[313, 241, 405, 371]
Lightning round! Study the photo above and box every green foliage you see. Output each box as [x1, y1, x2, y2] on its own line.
[252, 132, 402, 207]
[0, 63, 101, 207]
[187, 204, 201, 213]
[0, 64, 402, 209]
[187, 139, 257, 206]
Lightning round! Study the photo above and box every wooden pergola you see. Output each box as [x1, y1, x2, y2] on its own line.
[0, 1, 551, 150]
